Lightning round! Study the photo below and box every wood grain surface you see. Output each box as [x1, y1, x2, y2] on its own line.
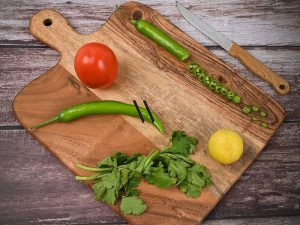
[12, 1, 286, 225]
[1, 1, 299, 225]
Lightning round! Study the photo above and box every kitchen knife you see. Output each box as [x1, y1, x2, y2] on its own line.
[176, 1, 289, 95]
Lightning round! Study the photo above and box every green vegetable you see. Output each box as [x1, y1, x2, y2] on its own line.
[30, 101, 164, 134]
[145, 165, 176, 188]
[260, 111, 267, 117]
[197, 72, 206, 81]
[193, 67, 203, 76]
[252, 106, 260, 112]
[203, 75, 211, 86]
[131, 19, 190, 61]
[162, 130, 198, 156]
[242, 106, 252, 114]
[233, 95, 241, 104]
[186, 63, 242, 105]
[221, 86, 229, 96]
[226, 91, 235, 101]
[120, 196, 147, 215]
[214, 84, 222, 94]
[209, 80, 218, 91]
[188, 62, 198, 73]
[75, 131, 210, 216]
[261, 122, 268, 128]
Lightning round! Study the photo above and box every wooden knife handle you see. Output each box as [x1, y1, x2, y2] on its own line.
[229, 42, 289, 95]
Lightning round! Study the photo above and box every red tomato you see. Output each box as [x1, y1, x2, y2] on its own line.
[74, 42, 118, 88]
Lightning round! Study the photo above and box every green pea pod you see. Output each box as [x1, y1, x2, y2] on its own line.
[30, 101, 165, 134]
[132, 19, 190, 61]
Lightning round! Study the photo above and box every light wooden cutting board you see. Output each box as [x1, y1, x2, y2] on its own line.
[13, 2, 284, 225]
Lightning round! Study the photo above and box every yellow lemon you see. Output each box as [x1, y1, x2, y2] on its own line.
[208, 129, 243, 164]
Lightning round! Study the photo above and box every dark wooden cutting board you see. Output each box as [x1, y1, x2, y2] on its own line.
[13, 2, 284, 225]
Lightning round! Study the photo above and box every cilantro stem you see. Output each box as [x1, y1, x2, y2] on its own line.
[144, 150, 160, 169]
[75, 173, 107, 181]
[76, 163, 112, 172]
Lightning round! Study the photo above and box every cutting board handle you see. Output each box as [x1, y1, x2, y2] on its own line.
[29, 9, 81, 53]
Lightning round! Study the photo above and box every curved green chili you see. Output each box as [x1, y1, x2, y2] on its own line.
[30, 101, 165, 134]
[131, 19, 190, 61]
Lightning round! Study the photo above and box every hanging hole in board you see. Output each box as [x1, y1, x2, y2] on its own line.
[43, 19, 53, 26]
[132, 10, 143, 20]
[279, 84, 286, 90]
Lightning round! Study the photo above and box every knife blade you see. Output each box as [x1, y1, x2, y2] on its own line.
[176, 1, 289, 95]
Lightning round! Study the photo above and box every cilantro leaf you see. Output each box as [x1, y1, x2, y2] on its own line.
[163, 131, 198, 156]
[75, 130, 211, 216]
[120, 196, 147, 215]
[190, 165, 211, 185]
[124, 153, 143, 164]
[124, 177, 140, 194]
[127, 188, 139, 196]
[92, 171, 120, 205]
[179, 180, 202, 198]
[168, 160, 187, 183]
[120, 168, 130, 186]
[145, 165, 176, 188]
[97, 152, 128, 168]
[187, 170, 206, 188]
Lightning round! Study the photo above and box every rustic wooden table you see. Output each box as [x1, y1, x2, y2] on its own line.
[0, 0, 299, 224]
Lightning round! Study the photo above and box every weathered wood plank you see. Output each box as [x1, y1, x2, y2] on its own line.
[0, 129, 124, 225]
[205, 217, 300, 225]
[0, 47, 298, 127]
[0, 0, 299, 46]
[0, 123, 299, 224]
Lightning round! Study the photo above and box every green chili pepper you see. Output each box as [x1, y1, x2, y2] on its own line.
[30, 101, 165, 134]
[214, 84, 222, 94]
[221, 86, 229, 96]
[252, 117, 259, 122]
[188, 62, 198, 74]
[132, 19, 190, 61]
[233, 95, 241, 104]
[260, 111, 267, 117]
[242, 106, 252, 114]
[197, 72, 206, 81]
[203, 75, 211, 86]
[209, 80, 218, 91]
[252, 106, 260, 112]
[226, 91, 235, 101]
[194, 67, 203, 76]
[261, 122, 268, 128]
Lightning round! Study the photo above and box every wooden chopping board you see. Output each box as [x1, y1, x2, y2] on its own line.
[13, 2, 285, 225]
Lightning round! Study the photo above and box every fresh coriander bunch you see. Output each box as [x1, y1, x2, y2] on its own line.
[75, 131, 211, 216]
